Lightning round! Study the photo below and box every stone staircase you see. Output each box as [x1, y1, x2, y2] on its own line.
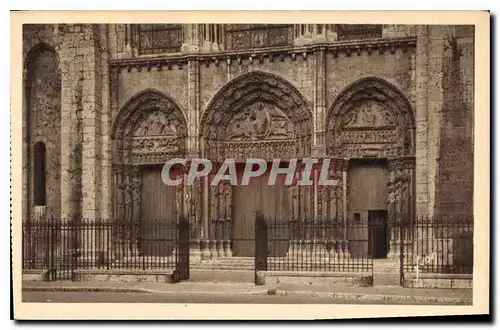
[188, 257, 255, 283]
[372, 258, 401, 286]
[190, 257, 255, 271]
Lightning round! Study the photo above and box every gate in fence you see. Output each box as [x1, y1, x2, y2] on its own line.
[253, 214, 375, 284]
[22, 217, 191, 282]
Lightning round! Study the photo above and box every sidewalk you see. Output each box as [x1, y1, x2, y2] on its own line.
[22, 280, 473, 304]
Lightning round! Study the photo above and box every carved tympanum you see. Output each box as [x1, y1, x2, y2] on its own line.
[327, 77, 415, 159]
[342, 101, 395, 128]
[113, 91, 188, 165]
[226, 102, 294, 141]
[201, 71, 313, 161]
[133, 110, 180, 137]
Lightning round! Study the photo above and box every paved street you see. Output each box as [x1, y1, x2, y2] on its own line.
[22, 291, 469, 305]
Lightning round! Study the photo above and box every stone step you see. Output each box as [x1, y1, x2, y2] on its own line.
[193, 263, 254, 267]
[191, 266, 254, 271]
[373, 272, 401, 286]
[199, 259, 255, 264]
[188, 270, 255, 283]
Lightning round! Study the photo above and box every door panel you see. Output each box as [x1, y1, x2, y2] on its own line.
[232, 165, 290, 257]
[232, 182, 257, 257]
[140, 166, 178, 256]
[347, 159, 388, 258]
[368, 210, 388, 258]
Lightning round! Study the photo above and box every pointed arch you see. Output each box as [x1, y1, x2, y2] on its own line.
[112, 89, 188, 165]
[200, 70, 313, 160]
[326, 76, 415, 158]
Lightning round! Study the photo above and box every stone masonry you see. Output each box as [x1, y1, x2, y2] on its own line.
[22, 24, 474, 224]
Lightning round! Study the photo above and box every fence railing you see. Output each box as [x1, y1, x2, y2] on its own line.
[258, 216, 474, 275]
[261, 218, 374, 273]
[23, 215, 474, 279]
[402, 218, 474, 275]
[22, 218, 181, 275]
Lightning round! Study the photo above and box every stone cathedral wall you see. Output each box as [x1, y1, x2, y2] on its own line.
[22, 24, 474, 221]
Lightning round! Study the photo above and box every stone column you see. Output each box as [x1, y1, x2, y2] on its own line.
[200, 24, 222, 53]
[129, 166, 141, 256]
[313, 47, 326, 152]
[208, 183, 219, 259]
[182, 159, 202, 261]
[295, 24, 337, 45]
[224, 183, 233, 257]
[415, 25, 430, 216]
[387, 159, 401, 259]
[124, 24, 140, 57]
[181, 24, 201, 54]
[286, 171, 300, 257]
[200, 143, 211, 260]
[341, 159, 349, 259]
[387, 157, 415, 259]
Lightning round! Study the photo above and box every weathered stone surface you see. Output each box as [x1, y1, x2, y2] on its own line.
[22, 24, 474, 230]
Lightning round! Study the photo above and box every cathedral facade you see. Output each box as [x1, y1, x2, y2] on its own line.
[22, 24, 474, 259]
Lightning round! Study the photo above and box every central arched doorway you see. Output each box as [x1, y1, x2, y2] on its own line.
[200, 71, 313, 257]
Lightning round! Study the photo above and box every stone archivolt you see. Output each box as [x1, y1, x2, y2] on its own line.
[201, 71, 313, 161]
[327, 77, 415, 159]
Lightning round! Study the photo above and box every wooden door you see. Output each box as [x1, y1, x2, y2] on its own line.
[140, 165, 178, 256]
[232, 180, 258, 257]
[368, 210, 388, 258]
[347, 159, 388, 257]
[232, 165, 289, 257]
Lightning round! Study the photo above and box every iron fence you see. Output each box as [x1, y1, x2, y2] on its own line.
[401, 216, 474, 275]
[258, 215, 474, 276]
[259, 217, 374, 273]
[22, 218, 188, 280]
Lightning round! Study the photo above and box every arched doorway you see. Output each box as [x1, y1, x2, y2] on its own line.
[326, 77, 415, 259]
[112, 89, 188, 257]
[200, 71, 313, 257]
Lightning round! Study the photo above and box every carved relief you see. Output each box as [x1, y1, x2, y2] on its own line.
[224, 24, 294, 50]
[136, 24, 182, 55]
[133, 110, 180, 137]
[201, 72, 313, 161]
[336, 101, 400, 158]
[226, 103, 294, 141]
[340, 129, 398, 144]
[342, 101, 395, 128]
[113, 91, 188, 165]
[129, 137, 181, 154]
[326, 77, 415, 158]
